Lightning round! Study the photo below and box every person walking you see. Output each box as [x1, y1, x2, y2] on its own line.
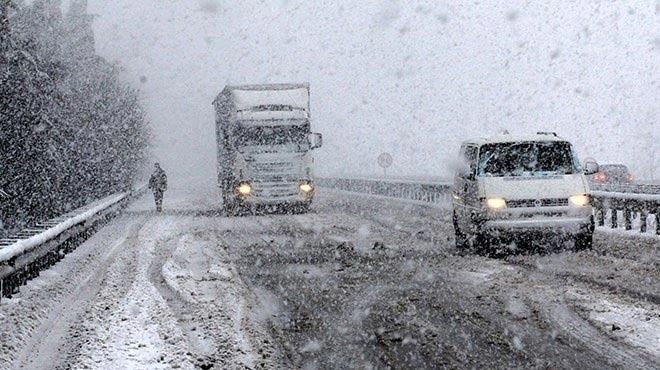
[148, 163, 168, 212]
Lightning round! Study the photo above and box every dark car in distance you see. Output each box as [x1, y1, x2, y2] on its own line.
[589, 164, 634, 184]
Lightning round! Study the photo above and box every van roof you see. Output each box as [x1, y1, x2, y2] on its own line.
[462, 133, 568, 147]
[222, 83, 309, 92]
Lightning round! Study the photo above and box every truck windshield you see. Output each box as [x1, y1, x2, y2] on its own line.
[235, 123, 309, 149]
[478, 141, 578, 177]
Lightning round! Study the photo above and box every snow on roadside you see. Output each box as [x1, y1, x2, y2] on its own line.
[0, 216, 144, 368]
[160, 223, 280, 368]
[77, 281, 194, 370]
[567, 288, 660, 358]
[72, 217, 195, 370]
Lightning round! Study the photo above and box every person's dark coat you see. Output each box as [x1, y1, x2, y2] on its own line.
[149, 168, 168, 194]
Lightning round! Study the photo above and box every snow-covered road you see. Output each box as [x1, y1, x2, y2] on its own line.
[0, 185, 658, 369]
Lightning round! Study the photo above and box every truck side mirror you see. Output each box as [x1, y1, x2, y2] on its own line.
[309, 133, 323, 149]
[584, 161, 599, 175]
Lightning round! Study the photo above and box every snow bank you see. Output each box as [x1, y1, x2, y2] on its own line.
[568, 289, 660, 358]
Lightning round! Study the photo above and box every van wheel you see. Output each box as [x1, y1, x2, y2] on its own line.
[453, 212, 468, 250]
[574, 232, 593, 251]
[473, 233, 497, 256]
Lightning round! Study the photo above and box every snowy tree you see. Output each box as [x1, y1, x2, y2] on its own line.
[0, 0, 149, 235]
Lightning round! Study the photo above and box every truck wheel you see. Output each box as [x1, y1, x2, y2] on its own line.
[224, 201, 238, 216]
[574, 232, 593, 251]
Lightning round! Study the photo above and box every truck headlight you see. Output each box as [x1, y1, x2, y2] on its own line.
[236, 182, 252, 196]
[486, 198, 507, 210]
[569, 194, 590, 207]
[299, 182, 314, 193]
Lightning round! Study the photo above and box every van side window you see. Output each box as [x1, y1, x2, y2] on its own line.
[464, 146, 478, 177]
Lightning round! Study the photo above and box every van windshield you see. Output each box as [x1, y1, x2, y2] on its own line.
[478, 141, 578, 177]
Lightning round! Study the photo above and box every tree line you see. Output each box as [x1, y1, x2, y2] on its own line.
[0, 0, 149, 236]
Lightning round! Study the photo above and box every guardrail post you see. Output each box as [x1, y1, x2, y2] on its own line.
[624, 208, 632, 230]
[597, 208, 605, 226]
[639, 212, 647, 233]
[611, 209, 618, 228]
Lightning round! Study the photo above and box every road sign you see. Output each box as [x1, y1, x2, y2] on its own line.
[378, 153, 393, 176]
[378, 153, 393, 169]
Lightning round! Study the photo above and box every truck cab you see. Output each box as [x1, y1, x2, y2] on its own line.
[452, 133, 599, 252]
[214, 84, 322, 214]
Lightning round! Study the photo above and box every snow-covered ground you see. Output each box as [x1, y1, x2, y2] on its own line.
[0, 184, 658, 369]
[0, 186, 281, 370]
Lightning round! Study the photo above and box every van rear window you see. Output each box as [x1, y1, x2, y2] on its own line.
[478, 141, 578, 177]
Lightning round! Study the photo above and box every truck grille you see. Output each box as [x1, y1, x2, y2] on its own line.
[252, 182, 299, 198]
[249, 161, 297, 174]
[507, 198, 568, 208]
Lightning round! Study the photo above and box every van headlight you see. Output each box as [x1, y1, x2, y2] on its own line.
[569, 194, 591, 207]
[486, 198, 507, 210]
[236, 182, 252, 196]
[299, 182, 314, 194]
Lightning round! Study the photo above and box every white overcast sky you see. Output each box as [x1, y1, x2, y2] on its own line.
[82, 0, 659, 181]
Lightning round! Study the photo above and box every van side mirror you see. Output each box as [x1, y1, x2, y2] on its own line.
[309, 133, 322, 150]
[584, 161, 599, 175]
[457, 167, 475, 181]
[456, 159, 476, 181]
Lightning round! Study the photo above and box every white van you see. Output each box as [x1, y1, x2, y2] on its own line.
[452, 133, 599, 252]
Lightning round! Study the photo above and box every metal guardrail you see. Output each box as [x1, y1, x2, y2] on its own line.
[318, 177, 660, 236]
[590, 183, 660, 195]
[591, 191, 660, 235]
[0, 185, 147, 300]
[316, 177, 452, 204]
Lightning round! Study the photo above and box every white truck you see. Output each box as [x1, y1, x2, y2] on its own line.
[213, 83, 322, 214]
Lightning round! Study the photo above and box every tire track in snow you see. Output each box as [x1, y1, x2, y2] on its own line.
[66, 216, 196, 370]
[530, 292, 659, 370]
[149, 218, 283, 369]
[13, 215, 149, 370]
[229, 191, 658, 368]
[331, 190, 660, 366]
